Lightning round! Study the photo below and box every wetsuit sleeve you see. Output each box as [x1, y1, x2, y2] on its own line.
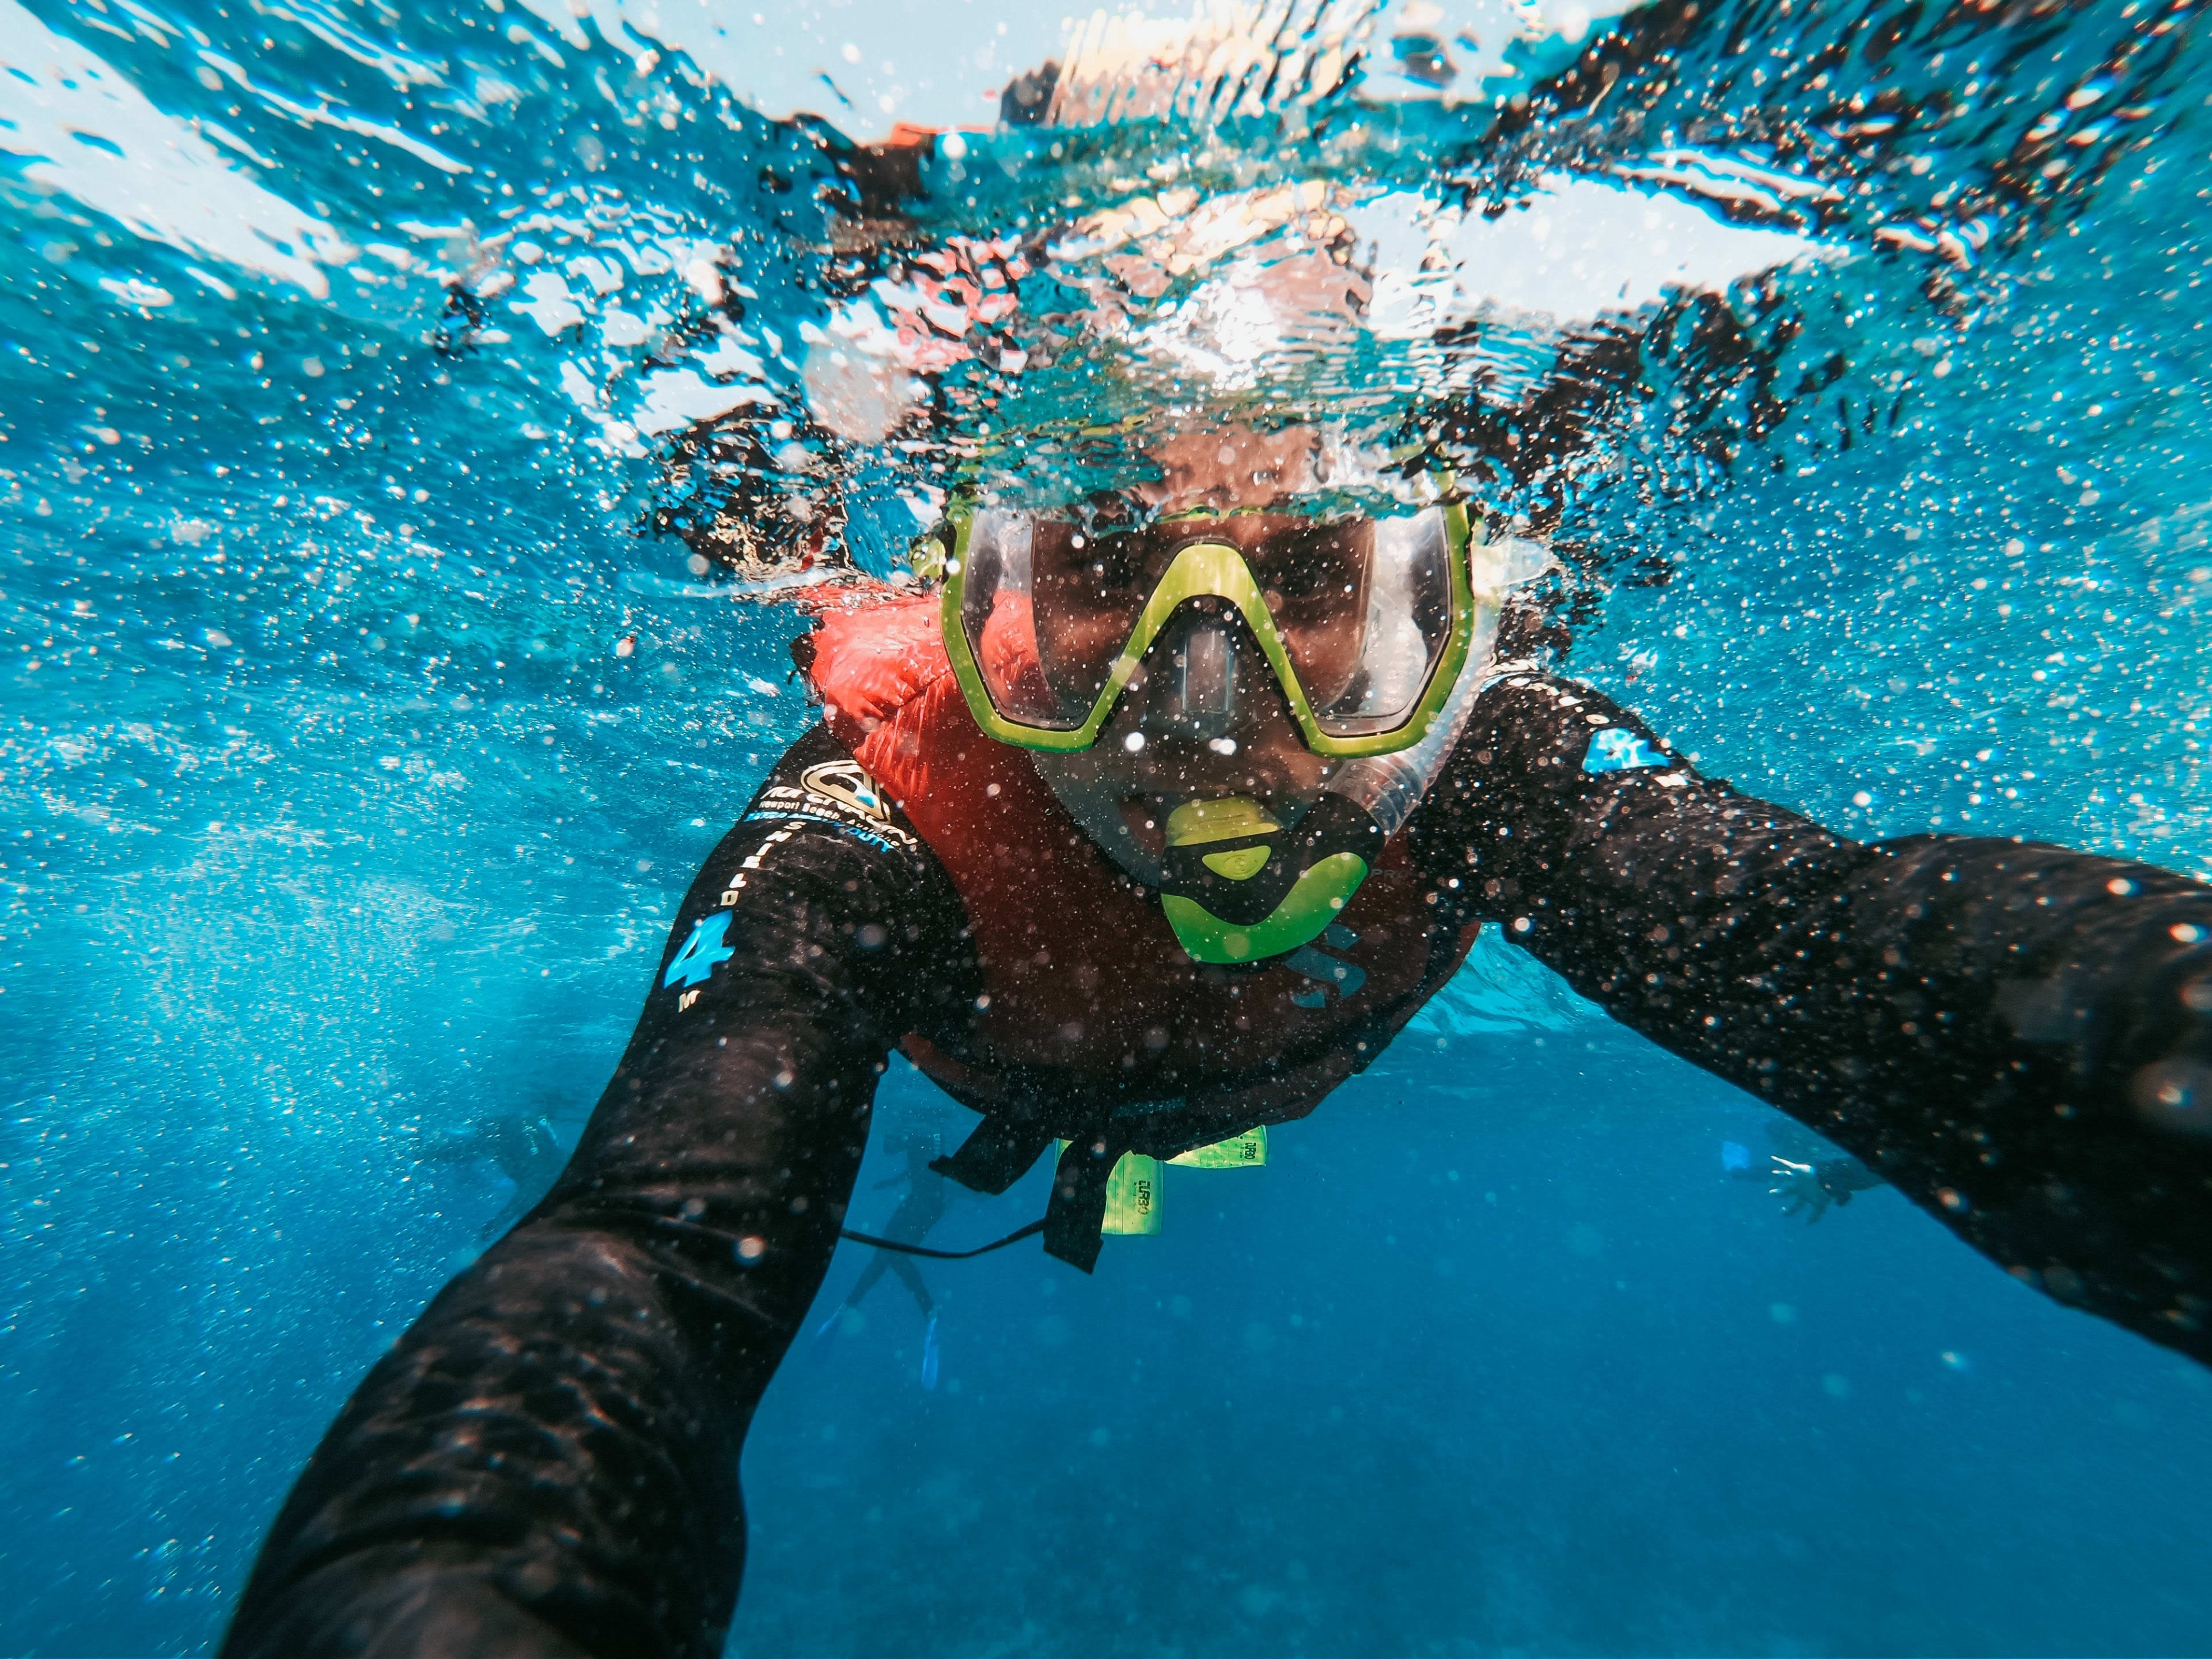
[223, 725, 975, 1659]
[1817, 1157, 1885, 1202]
[1409, 671, 2212, 1366]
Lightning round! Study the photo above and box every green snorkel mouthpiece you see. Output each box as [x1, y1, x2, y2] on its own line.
[1158, 794, 1380, 964]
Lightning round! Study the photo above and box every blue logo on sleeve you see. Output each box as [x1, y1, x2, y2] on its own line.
[664, 912, 735, 990]
[1584, 726, 1668, 774]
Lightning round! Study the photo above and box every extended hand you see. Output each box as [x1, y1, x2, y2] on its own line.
[1770, 1156, 1836, 1224]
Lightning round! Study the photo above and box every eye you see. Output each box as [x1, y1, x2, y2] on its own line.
[1262, 524, 1360, 604]
[1271, 558, 1335, 601]
[1091, 537, 1145, 588]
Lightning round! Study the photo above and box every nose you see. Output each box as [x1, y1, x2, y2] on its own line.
[1156, 604, 1245, 740]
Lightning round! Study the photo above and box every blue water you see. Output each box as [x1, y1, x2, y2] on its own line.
[4, 0, 2212, 1651]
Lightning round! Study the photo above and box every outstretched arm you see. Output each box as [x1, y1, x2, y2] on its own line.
[224, 726, 973, 1658]
[1412, 671, 2212, 1365]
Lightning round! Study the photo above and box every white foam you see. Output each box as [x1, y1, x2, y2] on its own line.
[0, 0, 353, 296]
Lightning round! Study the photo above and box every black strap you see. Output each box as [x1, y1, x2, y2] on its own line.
[1041, 1135, 1121, 1274]
[930, 1114, 1056, 1195]
[877, 1119, 1132, 1274]
[838, 1219, 1046, 1259]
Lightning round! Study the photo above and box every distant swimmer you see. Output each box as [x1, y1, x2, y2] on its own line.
[815, 1130, 949, 1388]
[228, 381, 2212, 1654]
[1769, 1154, 1884, 1224]
[415, 1114, 565, 1242]
[1724, 1128, 1885, 1225]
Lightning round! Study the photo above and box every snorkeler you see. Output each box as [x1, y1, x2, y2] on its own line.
[222, 413, 2212, 1658]
[1769, 1154, 1885, 1223]
[1724, 1126, 1885, 1224]
[814, 1130, 947, 1387]
[414, 1113, 566, 1242]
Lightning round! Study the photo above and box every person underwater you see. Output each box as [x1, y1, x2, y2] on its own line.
[414, 1113, 567, 1243]
[224, 419, 2212, 1659]
[813, 1128, 949, 1388]
[1723, 1124, 1886, 1224]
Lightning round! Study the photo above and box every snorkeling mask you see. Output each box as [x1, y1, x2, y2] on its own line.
[941, 502, 1476, 755]
[937, 491, 1515, 965]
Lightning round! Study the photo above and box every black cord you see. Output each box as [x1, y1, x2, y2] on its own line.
[838, 1218, 1046, 1259]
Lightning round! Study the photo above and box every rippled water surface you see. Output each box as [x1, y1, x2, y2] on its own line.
[5, 0, 2212, 1651]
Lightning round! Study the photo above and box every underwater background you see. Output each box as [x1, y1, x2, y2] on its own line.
[5, 0, 2212, 1652]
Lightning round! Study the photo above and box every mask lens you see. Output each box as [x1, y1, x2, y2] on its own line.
[956, 506, 1459, 741]
[1303, 509, 1455, 736]
[960, 512, 1153, 729]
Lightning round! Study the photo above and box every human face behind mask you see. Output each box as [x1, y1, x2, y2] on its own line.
[1022, 425, 1389, 885]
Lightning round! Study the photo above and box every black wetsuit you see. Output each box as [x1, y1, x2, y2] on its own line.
[223, 671, 2212, 1659]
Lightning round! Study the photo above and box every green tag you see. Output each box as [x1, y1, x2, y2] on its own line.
[1103, 1152, 1162, 1234]
[1168, 1126, 1269, 1168]
[1056, 1145, 1164, 1235]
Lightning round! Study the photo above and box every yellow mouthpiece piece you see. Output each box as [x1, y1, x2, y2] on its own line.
[1201, 845, 1272, 880]
[1165, 796, 1279, 849]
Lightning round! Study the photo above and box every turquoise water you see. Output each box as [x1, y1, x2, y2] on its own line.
[3, 0, 2212, 1651]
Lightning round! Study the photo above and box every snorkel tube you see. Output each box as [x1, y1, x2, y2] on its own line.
[1158, 525, 1557, 965]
